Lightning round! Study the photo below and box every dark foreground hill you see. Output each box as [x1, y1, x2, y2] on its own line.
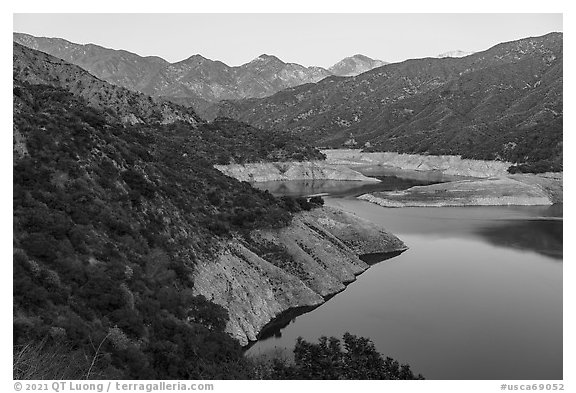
[12, 80, 419, 379]
[12, 45, 326, 379]
[215, 33, 563, 173]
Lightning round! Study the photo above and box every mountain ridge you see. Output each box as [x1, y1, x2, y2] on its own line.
[213, 32, 562, 172]
[13, 42, 201, 126]
[13, 32, 387, 118]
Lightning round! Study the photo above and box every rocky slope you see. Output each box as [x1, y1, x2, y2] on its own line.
[215, 33, 562, 172]
[193, 207, 407, 344]
[214, 161, 380, 182]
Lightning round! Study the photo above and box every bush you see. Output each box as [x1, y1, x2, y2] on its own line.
[309, 196, 325, 206]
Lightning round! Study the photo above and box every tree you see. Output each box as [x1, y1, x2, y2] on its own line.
[268, 333, 424, 379]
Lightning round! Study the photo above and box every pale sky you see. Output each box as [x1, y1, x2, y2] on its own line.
[13, 14, 562, 68]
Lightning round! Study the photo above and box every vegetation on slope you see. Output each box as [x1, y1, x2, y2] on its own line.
[13, 79, 404, 381]
[216, 33, 563, 173]
[12, 81, 326, 379]
[13, 42, 200, 127]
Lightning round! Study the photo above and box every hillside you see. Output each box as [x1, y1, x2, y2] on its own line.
[14, 33, 387, 118]
[13, 32, 169, 91]
[12, 44, 330, 379]
[215, 33, 563, 172]
[13, 42, 201, 126]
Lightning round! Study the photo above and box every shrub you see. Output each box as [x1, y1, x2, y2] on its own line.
[309, 196, 325, 206]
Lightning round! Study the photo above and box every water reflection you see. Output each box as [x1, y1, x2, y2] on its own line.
[247, 173, 562, 379]
[251, 174, 441, 198]
[476, 219, 562, 260]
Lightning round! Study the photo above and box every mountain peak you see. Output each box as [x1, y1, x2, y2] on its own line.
[181, 54, 209, 63]
[349, 54, 372, 61]
[252, 54, 284, 64]
[328, 54, 387, 77]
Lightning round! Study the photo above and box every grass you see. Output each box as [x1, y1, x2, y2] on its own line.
[13, 338, 111, 380]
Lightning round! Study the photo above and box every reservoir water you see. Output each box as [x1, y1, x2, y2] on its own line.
[248, 173, 563, 380]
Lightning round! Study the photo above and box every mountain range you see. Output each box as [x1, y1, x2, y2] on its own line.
[214, 33, 562, 172]
[13, 32, 563, 172]
[13, 33, 387, 117]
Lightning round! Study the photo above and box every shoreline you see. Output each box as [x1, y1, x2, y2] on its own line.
[358, 177, 559, 208]
[323, 149, 513, 178]
[214, 161, 381, 183]
[192, 206, 408, 345]
[244, 247, 406, 349]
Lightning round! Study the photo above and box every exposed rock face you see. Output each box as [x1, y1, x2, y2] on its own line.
[193, 207, 407, 345]
[359, 177, 554, 207]
[214, 161, 381, 183]
[324, 149, 512, 178]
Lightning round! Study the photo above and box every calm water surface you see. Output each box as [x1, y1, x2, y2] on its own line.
[247, 173, 563, 380]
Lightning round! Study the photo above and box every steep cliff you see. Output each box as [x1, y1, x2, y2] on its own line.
[193, 207, 407, 345]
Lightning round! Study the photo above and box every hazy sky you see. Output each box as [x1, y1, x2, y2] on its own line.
[13, 13, 563, 68]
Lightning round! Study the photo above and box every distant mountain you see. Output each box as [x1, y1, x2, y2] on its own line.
[13, 33, 334, 117]
[13, 33, 390, 118]
[437, 50, 475, 58]
[215, 33, 563, 172]
[13, 42, 200, 126]
[139, 53, 332, 116]
[328, 54, 387, 76]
